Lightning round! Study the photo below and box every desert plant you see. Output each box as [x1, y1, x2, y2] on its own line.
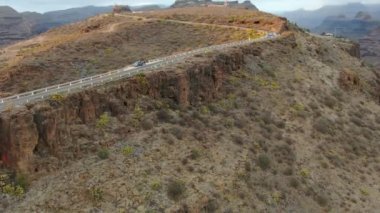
[15, 173, 29, 190]
[150, 181, 162, 191]
[133, 105, 144, 121]
[96, 113, 110, 128]
[122, 146, 134, 157]
[288, 177, 299, 188]
[167, 179, 186, 201]
[141, 119, 154, 130]
[136, 73, 149, 91]
[300, 168, 310, 178]
[97, 148, 110, 160]
[49, 94, 65, 102]
[190, 149, 201, 160]
[2, 184, 25, 197]
[89, 187, 104, 202]
[170, 127, 184, 140]
[257, 154, 271, 171]
[157, 109, 173, 122]
[314, 117, 334, 135]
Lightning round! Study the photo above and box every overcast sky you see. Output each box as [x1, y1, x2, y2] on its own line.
[1, 0, 380, 13]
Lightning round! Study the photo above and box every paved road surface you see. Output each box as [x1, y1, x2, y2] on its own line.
[0, 33, 277, 113]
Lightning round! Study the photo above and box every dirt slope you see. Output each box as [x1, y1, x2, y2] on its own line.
[0, 8, 279, 97]
[0, 30, 379, 212]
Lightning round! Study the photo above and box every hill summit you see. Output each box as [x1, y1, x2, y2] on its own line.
[172, 0, 258, 10]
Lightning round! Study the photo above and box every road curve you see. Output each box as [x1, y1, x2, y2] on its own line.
[0, 36, 277, 113]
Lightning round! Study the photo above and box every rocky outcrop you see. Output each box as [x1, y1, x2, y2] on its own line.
[0, 33, 361, 173]
[0, 33, 268, 172]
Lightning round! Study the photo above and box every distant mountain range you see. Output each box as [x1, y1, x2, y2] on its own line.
[0, 4, 165, 46]
[313, 11, 380, 39]
[280, 3, 380, 72]
[281, 3, 380, 29]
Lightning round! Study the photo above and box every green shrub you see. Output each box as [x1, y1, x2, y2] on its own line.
[122, 146, 134, 157]
[151, 181, 162, 191]
[89, 187, 104, 202]
[49, 94, 65, 102]
[157, 109, 173, 122]
[190, 149, 201, 160]
[314, 117, 334, 135]
[2, 184, 25, 197]
[167, 179, 186, 201]
[141, 119, 154, 130]
[96, 113, 110, 128]
[15, 173, 29, 190]
[133, 105, 144, 121]
[257, 154, 271, 171]
[97, 148, 110, 160]
[170, 127, 184, 140]
[300, 168, 310, 178]
[323, 96, 337, 108]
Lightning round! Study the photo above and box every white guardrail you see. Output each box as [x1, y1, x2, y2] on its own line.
[0, 36, 273, 112]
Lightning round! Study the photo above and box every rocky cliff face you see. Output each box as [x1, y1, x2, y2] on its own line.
[0, 37, 247, 172]
[0, 32, 362, 174]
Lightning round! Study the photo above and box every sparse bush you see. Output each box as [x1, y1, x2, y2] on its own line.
[157, 109, 173, 122]
[122, 146, 134, 157]
[136, 73, 149, 91]
[232, 135, 245, 145]
[323, 96, 337, 108]
[202, 199, 218, 212]
[96, 113, 110, 128]
[97, 148, 110, 160]
[151, 181, 162, 191]
[49, 94, 65, 102]
[190, 149, 201, 160]
[200, 106, 210, 115]
[300, 168, 310, 178]
[272, 191, 282, 204]
[133, 105, 144, 121]
[15, 173, 29, 191]
[141, 119, 154, 130]
[234, 117, 249, 129]
[289, 177, 299, 188]
[1, 173, 27, 197]
[261, 111, 273, 125]
[257, 154, 271, 171]
[170, 127, 184, 140]
[89, 187, 104, 202]
[360, 188, 369, 196]
[167, 179, 186, 201]
[2, 184, 24, 197]
[313, 117, 334, 135]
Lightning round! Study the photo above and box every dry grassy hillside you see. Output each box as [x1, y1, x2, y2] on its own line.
[0, 10, 270, 97]
[1, 30, 379, 212]
[137, 7, 287, 33]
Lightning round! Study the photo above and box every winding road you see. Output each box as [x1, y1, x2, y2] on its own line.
[0, 19, 277, 112]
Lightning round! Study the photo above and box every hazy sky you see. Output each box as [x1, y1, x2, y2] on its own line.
[1, 0, 380, 13]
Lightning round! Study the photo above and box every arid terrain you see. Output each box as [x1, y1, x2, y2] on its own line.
[0, 7, 380, 213]
[0, 9, 269, 97]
